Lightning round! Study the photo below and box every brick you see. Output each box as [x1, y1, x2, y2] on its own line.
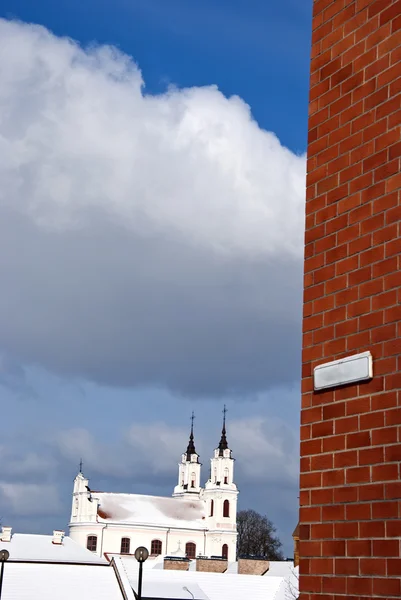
[372, 463, 399, 482]
[346, 466, 370, 484]
[359, 520, 385, 538]
[373, 501, 399, 520]
[359, 446, 384, 465]
[373, 539, 399, 557]
[360, 557, 386, 576]
[347, 577, 373, 595]
[373, 578, 401, 597]
[335, 558, 359, 576]
[334, 485, 358, 504]
[335, 416, 358, 435]
[347, 431, 371, 449]
[311, 487, 334, 506]
[359, 483, 384, 501]
[388, 559, 401, 576]
[386, 519, 401, 538]
[334, 450, 357, 468]
[347, 539, 372, 557]
[338, 514, 360, 537]
[371, 425, 398, 445]
[346, 502, 371, 521]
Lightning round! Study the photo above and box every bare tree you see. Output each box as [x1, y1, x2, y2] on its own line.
[236, 509, 284, 560]
[285, 565, 299, 599]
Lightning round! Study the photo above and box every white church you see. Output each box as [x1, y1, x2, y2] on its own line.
[69, 412, 239, 561]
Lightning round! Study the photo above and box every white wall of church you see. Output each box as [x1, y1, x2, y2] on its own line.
[69, 523, 236, 561]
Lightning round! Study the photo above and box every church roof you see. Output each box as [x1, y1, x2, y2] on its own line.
[1, 533, 106, 564]
[218, 406, 229, 455]
[96, 492, 207, 530]
[186, 412, 198, 461]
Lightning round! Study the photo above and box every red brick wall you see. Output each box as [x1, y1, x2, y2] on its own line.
[300, 1, 401, 598]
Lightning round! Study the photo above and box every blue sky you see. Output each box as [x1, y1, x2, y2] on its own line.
[0, 0, 312, 555]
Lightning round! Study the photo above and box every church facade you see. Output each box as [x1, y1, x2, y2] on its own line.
[69, 414, 238, 561]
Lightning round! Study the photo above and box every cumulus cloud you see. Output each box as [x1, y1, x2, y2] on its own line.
[0, 482, 62, 516]
[0, 18, 305, 396]
[53, 418, 297, 491]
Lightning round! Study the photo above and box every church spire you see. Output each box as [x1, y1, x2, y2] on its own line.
[186, 412, 197, 461]
[218, 405, 229, 455]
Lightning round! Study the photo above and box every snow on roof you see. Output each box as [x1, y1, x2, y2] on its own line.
[1, 563, 128, 600]
[2, 534, 107, 564]
[114, 557, 287, 600]
[264, 561, 295, 578]
[96, 492, 207, 529]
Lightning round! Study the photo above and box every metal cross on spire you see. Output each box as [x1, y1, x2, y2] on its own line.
[79, 458, 83, 473]
[186, 411, 197, 460]
[218, 404, 228, 454]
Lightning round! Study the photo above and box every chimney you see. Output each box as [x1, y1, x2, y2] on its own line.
[52, 530, 65, 545]
[238, 557, 270, 576]
[196, 557, 228, 573]
[163, 557, 190, 571]
[0, 527, 12, 542]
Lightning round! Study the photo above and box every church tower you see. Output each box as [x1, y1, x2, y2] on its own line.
[70, 463, 98, 524]
[203, 407, 238, 561]
[173, 413, 202, 497]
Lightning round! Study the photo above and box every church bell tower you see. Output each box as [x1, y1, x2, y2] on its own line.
[204, 407, 238, 561]
[173, 413, 202, 497]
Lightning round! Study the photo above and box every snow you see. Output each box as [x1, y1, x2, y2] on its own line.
[1, 534, 106, 564]
[96, 492, 207, 529]
[264, 561, 295, 578]
[114, 556, 287, 600]
[1, 563, 129, 600]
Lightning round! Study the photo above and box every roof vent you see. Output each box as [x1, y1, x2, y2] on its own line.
[1, 527, 12, 542]
[52, 530, 65, 545]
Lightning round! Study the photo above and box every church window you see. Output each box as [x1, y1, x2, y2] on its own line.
[210, 499, 214, 517]
[222, 544, 228, 559]
[181, 471, 184, 486]
[185, 542, 196, 559]
[87, 535, 97, 552]
[120, 537, 130, 554]
[191, 472, 196, 488]
[223, 499, 230, 518]
[214, 468, 217, 483]
[151, 539, 162, 555]
[224, 468, 229, 484]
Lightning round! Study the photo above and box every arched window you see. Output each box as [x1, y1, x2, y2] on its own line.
[191, 472, 196, 488]
[223, 499, 230, 518]
[151, 539, 162, 556]
[210, 499, 214, 517]
[181, 471, 184, 486]
[120, 537, 130, 554]
[87, 535, 97, 552]
[224, 468, 229, 485]
[222, 543, 228, 559]
[185, 542, 196, 559]
[214, 468, 217, 483]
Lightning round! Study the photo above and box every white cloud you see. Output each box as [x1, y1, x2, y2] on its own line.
[0, 18, 305, 395]
[0, 19, 305, 258]
[0, 482, 62, 516]
[231, 417, 298, 483]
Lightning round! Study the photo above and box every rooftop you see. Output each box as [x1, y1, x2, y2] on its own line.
[113, 556, 295, 600]
[1, 562, 129, 600]
[0, 533, 106, 564]
[96, 492, 207, 529]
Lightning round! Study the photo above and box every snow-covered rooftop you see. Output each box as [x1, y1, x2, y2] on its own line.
[96, 492, 207, 529]
[1, 562, 130, 600]
[1, 533, 106, 564]
[114, 557, 288, 600]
